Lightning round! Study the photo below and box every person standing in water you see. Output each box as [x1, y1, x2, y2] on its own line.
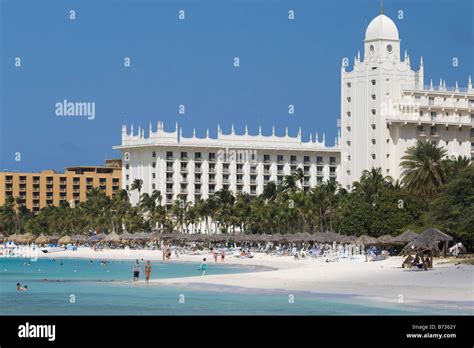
[198, 258, 207, 276]
[132, 259, 141, 282]
[145, 260, 152, 284]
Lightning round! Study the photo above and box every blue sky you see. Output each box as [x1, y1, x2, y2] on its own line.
[1, 0, 472, 172]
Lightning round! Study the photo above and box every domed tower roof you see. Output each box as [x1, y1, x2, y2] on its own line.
[365, 14, 399, 41]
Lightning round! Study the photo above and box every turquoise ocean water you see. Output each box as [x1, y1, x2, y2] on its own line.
[0, 258, 468, 315]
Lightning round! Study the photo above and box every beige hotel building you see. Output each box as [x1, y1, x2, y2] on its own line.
[0, 160, 122, 214]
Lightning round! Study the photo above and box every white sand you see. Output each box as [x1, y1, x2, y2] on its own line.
[37, 247, 474, 309]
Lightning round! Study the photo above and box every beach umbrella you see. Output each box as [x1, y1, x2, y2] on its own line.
[103, 231, 121, 243]
[71, 234, 87, 243]
[376, 234, 395, 245]
[393, 230, 418, 243]
[419, 228, 453, 243]
[49, 235, 61, 243]
[7, 234, 20, 243]
[35, 234, 49, 245]
[401, 236, 434, 253]
[58, 235, 72, 245]
[355, 235, 377, 245]
[339, 235, 357, 244]
[17, 233, 35, 244]
[120, 233, 135, 241]
[88, 233, 105, 242]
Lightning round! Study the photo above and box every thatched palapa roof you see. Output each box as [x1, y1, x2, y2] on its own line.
[376, 234, 395, 245]
[419, 228, 453, 243]
[393, 230, 418, 243]
[355, 235, 377, 245]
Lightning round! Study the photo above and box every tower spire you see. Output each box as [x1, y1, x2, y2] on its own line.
[380, 0, 384, 14]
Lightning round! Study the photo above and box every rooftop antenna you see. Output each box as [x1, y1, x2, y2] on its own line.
[380, 0, 384, 14]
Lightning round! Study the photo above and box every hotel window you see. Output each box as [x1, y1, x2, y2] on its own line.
[371, 109, 376, 115]
[126, 175, 129, 180]
[290, 155, 297, 164]
[126, 185, 129, 190]
[347, 112, 351, 117]
[209, 153, 216, 161]
[346, 82, 351, 88]
[152, 162, 156, 168]
[428, 97, 434, 106]
[346, 126, 351, 132]
[152, 183, 156, 190]
[371, 139, 376, 144]
[371, 154, 376, 159]
[277, 155, 284, 163]
[430, 112, 437, 120]
[371, 79, 376, 85]
[195, 152, 201, 161]
[347, 97, 351, 102]
[152, 173, 156, 179]
[419, 111, 423, 117]
[431, 140, 437, 145]
[347, 141, 351, 146]
[152, 151, 156, 158]
[263, 154, 271, 163]
[330, 157, 336, 165]
[125, 164, 129, 170]
[371, 124, 376, 130]
[181, 152, 187, 160]
[431, 126, 438, 135]
[316, 156, 323, 164]
[304, 155, 310, 164]
[166, 151, 173, 159]
[371, 94, 376, 100]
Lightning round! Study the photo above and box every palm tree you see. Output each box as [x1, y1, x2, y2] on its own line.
[353, 167, 393, 202]
[130, 179, 143, 205]
[400, 140, 448, 198]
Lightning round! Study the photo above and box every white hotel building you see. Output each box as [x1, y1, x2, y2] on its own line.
[114, 13, 473, 206]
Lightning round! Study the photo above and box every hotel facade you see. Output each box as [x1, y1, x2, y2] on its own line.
[0, 160, 122, 214]
[114, 13, 473, 206]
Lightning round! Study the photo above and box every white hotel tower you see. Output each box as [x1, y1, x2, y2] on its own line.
[341, 13, 473, 189]
[115, 12, 473, 205]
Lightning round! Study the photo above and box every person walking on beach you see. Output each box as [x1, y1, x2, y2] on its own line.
[132, 259, 141, 282]
[198, 258, 207, 276]
[221, 250, 225, 262]
[145, 260, 152, 284]
[213, 249, 218, 263]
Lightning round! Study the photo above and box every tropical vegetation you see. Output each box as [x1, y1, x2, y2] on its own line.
[0, 141, 472, 246]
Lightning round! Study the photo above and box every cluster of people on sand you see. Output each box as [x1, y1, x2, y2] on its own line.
[402, 254, 432, 270]
[16, 282, 28, 291]
[238, 249, 253, 258]
[212, 249, 225, 263]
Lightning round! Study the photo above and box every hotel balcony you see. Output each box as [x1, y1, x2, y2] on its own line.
[250, 168, 257, 174]
[19, 180, 26, 184]
[263, 169, 270, 175]
[180, 168, 188, 173]
[208, 157, 216, 163]
[166, 156, 174, 161]
[236, 180, 243, 185]
[222, 169, 230, 174]
[180, 157, 188, 162]
[250, 190, 257, 196]
[386, 113, 472, 127]
[166, 177, 173, 183]
[166, 198, 173, 204]
[195, 189, 202, 194]
[222, 179, 230, 184]
[303, 182, 310, 187]
[194, 168, 202, 173]
[236, 169, 243, 174]
[250, 180, 257, 185]
[194, 178, 201, 184]
[166, 167, 174, 172]
[166, 188, 173, 193]
[330, 161, 337, 166]
[194, 156, 202, 162]
[417, 131, 427, 137]
[180, 189, 188, 194]
[329, 172, 336, 177]
[181, 178, 188, 183]
[208, 168, 216, 174]
[208, 189, 215, 194]
[430, 131, 440, 137]
[208, 179, 215, 184]
[5, 179, 13, 184]
[317, 172, 324, 177]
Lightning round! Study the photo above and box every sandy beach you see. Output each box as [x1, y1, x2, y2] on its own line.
[35, 247, 474, 310]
